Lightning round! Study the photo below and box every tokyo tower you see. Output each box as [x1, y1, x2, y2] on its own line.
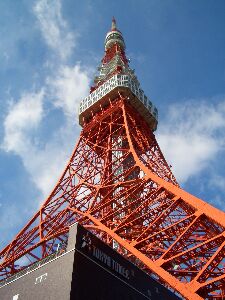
[0, 18, 225, 300]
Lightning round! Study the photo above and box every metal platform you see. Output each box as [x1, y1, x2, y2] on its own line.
[79, 74, 158, 131]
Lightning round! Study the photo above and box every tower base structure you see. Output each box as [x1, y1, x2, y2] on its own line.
[0, 224, 181, 300]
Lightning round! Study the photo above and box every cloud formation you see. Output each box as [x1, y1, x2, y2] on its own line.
[34, 0, 76, 60]
[157, 99, 225, 183]
[48, 65, 91, 117]
[3, 90, 45, 153]
[2, 89, 74, 198]
[2, 0, 91, 201]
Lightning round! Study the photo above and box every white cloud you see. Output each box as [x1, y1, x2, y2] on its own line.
[1, 65, 90, 199]
[1, 0, 92, 200]
[47, 64, 91, 117]
[157, 99, 225, 183]
[21, 121, 76, 199]
[2, 90, 45, 153]
[34, 0, 76, 60]
[1, 88, 80, 201]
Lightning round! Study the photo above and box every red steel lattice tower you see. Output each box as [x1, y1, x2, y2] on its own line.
[1, 19, 225, 300]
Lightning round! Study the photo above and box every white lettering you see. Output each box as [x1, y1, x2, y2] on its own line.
[13, 295, 19, 300]
[90, 243, 130, 279]
[35, 273, 48, 284]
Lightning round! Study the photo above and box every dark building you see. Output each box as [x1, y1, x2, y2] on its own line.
[0, 224, 181, 300]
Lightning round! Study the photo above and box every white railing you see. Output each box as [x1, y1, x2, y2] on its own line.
[0, 244, 67, 288]
[79, 74, 158, 121]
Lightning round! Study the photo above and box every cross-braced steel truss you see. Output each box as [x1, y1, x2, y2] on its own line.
[0, 96, 225, 300]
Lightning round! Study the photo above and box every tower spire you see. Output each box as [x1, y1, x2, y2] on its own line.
[111, 16, 117, 30]
[104, 17, 125, 51]
[84, 17, 158, 130]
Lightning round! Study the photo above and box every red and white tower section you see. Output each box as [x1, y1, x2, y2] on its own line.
[0, 19, 225, 300]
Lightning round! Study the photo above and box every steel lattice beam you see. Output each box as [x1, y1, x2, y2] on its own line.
[1, 97, 225, 299]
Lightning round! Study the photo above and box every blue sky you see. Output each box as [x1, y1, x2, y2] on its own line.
[0, 0, 225, 250]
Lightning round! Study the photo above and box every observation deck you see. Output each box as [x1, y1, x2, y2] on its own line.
[79, 74, 158, 131]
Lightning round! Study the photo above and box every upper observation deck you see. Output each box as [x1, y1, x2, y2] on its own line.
[79, 74, 158, 131]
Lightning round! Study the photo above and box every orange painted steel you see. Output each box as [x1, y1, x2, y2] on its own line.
[0, 97, 225, 299]
[1, 20, 225, 300]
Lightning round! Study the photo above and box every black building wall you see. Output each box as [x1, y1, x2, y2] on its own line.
[0, 224, 181, 300]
